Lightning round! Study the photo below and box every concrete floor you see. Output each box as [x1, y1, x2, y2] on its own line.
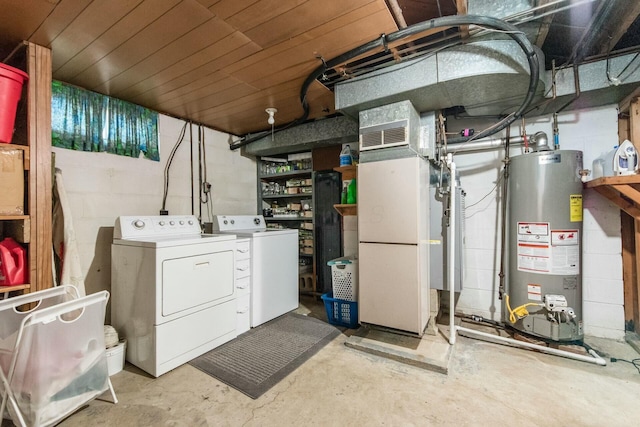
[34, 297, 640, 426]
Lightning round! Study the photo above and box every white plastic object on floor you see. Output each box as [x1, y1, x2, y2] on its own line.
[106, 340, 127, 376]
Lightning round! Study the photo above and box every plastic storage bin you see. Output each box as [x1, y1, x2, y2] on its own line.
[321, 293, 358, 328]
[327, 257, 357, 301]
[106, 340, 127, 376]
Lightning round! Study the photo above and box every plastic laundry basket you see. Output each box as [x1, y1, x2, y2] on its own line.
[0, 63, 28, 144]
[327, 257, 357, 302]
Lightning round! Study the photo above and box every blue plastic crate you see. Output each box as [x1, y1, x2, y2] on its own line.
[321, 293, 358, 329]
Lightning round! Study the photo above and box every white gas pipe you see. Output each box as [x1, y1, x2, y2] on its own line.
[456, 326, 607, 366]
[446, 153, 456, 345]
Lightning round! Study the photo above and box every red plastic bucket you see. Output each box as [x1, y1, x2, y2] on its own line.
[0, 63, 29, 144]
[0, 237, 27, 286]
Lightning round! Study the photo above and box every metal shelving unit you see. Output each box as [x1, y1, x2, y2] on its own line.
[258, 153, 318, 296]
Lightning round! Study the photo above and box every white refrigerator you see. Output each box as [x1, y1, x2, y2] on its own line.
[358, 156, 431, 335]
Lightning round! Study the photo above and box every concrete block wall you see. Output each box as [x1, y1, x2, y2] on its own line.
[52, 114, 257, 301]
[452, 104, 624, 339]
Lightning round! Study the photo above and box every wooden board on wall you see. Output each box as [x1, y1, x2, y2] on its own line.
[622, 212, 639, 331]
[26, 42, 53, 293]
[312, 145, 341, 172]
[620, 98, 640, 332]
[631, 99, 640, 149]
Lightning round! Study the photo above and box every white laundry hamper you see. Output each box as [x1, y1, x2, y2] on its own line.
[327, 257, 358, 302]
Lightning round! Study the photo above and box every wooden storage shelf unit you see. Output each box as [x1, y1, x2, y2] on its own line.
[0, 41, 53, 297]
[585, 175, 640, 339]
[333, 164, 357, 216]
[1, 284, 31, 294]
[333, 204, 357, 216]
[584, 175, 640, 215]
[0, 215, 29, 221]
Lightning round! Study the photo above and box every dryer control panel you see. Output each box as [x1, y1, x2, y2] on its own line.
[114, 215, 201, 239]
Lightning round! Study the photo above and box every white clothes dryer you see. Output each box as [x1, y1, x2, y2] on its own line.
[111, 215, 237, 377]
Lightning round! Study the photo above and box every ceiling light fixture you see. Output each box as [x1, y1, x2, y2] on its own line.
[265, 107, 278, 141]
[265, 108, 277, 125]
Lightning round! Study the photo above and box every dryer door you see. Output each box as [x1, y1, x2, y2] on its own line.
[162, 249, 234, 317]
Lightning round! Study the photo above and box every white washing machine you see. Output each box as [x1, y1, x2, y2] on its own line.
[111, 215, 237, 377]
[212, 215, 299, 327]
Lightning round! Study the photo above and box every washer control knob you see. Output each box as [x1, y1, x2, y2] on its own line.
[159, 221, 165, 226]
[169, 221, 175, 226]
[254, 217, 261, 225]
[179, 220, 185, 225]
[188, 220, 194, 225]
[133, 220, 145, 229]
[230, 220, 235, 224]
[223, 220, 228, 225]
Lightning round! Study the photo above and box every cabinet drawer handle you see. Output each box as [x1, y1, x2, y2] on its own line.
[194, 261, 210, 268]
[236, 282, 249, 289]
[237, 307, 249, 314]
[236, 265, 249, 271]
[237, 248, 249, 253]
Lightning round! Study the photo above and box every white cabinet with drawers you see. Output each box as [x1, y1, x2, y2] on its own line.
[234, 238, 251, 334]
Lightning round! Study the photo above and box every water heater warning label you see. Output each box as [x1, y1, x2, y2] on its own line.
[517, 222, 551, 273]
[550, 230, 580, 275]
[570, 194, 583, 222]
[527, 284, 542, 301]
[517, 222, 580, 275]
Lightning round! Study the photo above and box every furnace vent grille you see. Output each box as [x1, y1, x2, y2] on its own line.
[359, 120, 408, 151]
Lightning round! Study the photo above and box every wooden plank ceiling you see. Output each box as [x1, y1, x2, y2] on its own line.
[2, 1, 640, 139]
[0, 0, 404, 137]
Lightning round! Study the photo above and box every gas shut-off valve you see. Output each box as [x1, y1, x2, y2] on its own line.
[544, 294, 576, 323]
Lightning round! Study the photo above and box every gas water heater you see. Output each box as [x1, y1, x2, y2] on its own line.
[506, 150, 584, 341]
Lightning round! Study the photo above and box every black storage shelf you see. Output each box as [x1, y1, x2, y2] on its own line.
[259, 169, 313, 179]
[262, 193, 312, 200]
[266, 216, 313, 221]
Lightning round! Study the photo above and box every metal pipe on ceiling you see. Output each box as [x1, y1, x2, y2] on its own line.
[386, 0, 408, 28]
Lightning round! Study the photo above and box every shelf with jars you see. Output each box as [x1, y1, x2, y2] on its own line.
[258, 152, 321, 296]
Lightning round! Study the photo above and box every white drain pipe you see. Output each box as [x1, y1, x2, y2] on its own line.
[447, 153, 457, 345]
[456, 326, 607, 366]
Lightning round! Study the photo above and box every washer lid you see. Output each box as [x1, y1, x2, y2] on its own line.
[231, 228, 299, 238]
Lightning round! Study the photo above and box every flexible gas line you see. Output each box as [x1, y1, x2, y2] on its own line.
[505, 294, 543, 324]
